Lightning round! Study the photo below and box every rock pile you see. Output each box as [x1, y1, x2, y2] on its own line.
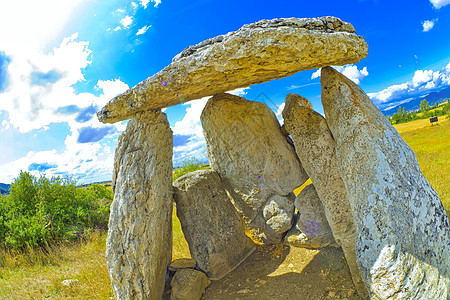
[98, 16, 450, 300]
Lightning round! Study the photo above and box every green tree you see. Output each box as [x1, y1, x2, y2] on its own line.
[420, 99, 429, 112]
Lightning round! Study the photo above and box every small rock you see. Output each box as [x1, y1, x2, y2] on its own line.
[169, 258, 197, 272]
[61, 279, 78, 286]
[170, 269, 210, 300]
[328, 291, 336, 298]
[237, 289, 251, 294]
[285, 185, 335, 248]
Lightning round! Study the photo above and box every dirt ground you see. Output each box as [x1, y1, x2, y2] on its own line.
[202, 244, 363, 300]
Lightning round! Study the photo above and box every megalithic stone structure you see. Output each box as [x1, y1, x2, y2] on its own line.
[282, 93, 368, 298]
[321, 66, 450, 299]
[106, 110, 174, 299]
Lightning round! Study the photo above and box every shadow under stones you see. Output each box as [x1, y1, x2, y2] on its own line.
[202, 245, 362, 300]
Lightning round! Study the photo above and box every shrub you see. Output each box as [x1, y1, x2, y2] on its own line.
[0, 172, 113, 251]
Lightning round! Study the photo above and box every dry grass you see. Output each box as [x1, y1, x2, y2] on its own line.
[172, 205, 191, 260]
[394, 117, 450, 217]
[0, 231, 113, 299]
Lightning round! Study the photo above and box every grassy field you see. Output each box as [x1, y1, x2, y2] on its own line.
[393, 116, 450, 217]
[0, 118, 448, 299]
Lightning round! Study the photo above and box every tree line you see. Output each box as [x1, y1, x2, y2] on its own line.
[387, 99, 450, 125]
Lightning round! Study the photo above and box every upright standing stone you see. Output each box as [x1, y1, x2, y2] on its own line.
[106, 110, 173, 300]
[173, 170, 255, 280]
[282, 93, 367, 297]
[284, 184, 336, 249]
[201, 93, 309, 244]
[321, 66, 450, 299]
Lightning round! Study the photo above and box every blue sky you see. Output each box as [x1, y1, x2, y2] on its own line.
[0, 0, 450, 184]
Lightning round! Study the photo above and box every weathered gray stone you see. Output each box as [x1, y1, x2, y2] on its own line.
[285, 184, 335, 249]
[98, 17, 368, 124]
[173, 169, 255, 280]
[282, 93, 367, 297]
[200, 93, 308, 244]
[106, 110, 173, 300]
[169, 258, 197, 272]
[321, 66, 450, 299]
[170, 269, 210, 300]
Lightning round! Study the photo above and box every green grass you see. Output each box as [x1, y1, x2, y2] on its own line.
[394, 118, 450, 218]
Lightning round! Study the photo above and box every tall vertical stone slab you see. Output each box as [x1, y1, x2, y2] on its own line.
[282, 93, 367, 297]
[173, 169, 255, 280]
[321, 66, 450, 299]
[200, 93, 309, 244]
[106, 110, 173, 299]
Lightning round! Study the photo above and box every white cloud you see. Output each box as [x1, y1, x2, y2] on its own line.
[429, 0, 450, 9]
[0, 0, 87, 53]
[0, 11, 129, 183]
[120, 16, 133, 29]
[422, 19, 437, 32]
[368, 62, 450, 105]
[116, 8, 124, 13]
[311, 65, 369, 84]
[136, 25, 151, 36]
[311, 69, 321, 80]
[171, 87, 250, 165]
[276, 102, 285, 125]
[172, 97, 209, 138]
[141, 0, 161, 8]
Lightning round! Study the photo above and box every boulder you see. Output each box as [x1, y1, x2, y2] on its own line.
[169, 258, 197, 272]
[98, 17, 368, 124]
[321, 66, 450, 298]
[282, 93, 367, 297]
[284, 184, 335, 248]
[173, 169, 255, 280]
[200, 93, 309, 243]
[106, 110, 173, 300]
[170, 269, 210, 300]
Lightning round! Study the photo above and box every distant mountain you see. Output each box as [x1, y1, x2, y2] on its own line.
[381, 86, 450, 116]
[0, 183, 10, 195]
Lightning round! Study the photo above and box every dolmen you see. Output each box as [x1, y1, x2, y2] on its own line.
[98, 16, 450, 300]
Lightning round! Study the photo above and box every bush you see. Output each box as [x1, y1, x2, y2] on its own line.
[0, 172, 113, 251]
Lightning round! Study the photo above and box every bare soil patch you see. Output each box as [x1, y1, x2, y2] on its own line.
[203, 244, 362, 300]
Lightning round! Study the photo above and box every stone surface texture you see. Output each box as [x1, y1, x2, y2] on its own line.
[321, 66, 450, 299]
[282, 93, 367, 297]
[98, 16, 368, 124]
[106, 110, 173, 300]
[285, 184, 335, 249]
[170, 269, 210, 300]
[173, 169, 256, 280]
[200, 93, 308, 244]
[169, 258, 197, 272]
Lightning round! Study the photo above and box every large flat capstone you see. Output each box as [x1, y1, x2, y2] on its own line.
[97, 16, 368, 124]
